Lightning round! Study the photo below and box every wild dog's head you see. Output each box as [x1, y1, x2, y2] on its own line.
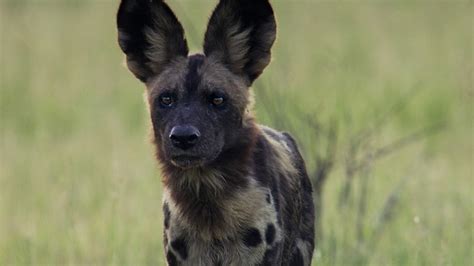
[117, 0, 276, 169]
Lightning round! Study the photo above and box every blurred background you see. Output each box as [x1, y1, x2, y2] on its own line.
[0, 0, 472, 265]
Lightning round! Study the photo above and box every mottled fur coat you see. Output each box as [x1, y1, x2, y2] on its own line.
[116, 0, 315, 265]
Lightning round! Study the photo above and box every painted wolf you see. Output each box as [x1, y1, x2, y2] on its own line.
[116, 0, 315, 265]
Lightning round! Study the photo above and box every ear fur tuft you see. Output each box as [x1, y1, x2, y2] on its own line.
[203, 0, 277, 85]
[117, 0, 188, 82]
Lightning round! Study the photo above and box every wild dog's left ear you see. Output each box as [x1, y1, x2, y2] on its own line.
[203, 0, 277, 85]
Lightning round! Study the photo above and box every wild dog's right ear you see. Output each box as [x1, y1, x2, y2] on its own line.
[117, 0, 188, 83]
[203, 0, 277, 86]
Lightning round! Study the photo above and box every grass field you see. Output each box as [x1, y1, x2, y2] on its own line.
[0, 0, 472, 265]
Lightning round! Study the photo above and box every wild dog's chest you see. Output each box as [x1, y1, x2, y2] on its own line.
[164, 231, 279, 266]
[162, 183, 282, 266]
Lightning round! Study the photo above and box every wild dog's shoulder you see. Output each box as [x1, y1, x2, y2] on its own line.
[258, 125, 312, 191]
[259, 125, 290, 150]
[256, 125, 296, 171]
[258, 125, 304, 167]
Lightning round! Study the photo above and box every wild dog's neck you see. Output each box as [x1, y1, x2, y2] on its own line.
[160, 122, 259, 239]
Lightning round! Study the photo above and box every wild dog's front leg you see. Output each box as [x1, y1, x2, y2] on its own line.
[162, 202, 179, 266]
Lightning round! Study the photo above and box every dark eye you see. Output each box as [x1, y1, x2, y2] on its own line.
[158, 93, 175, 108]
[209, 92, 226, 108]
[212, 97, 224, 106]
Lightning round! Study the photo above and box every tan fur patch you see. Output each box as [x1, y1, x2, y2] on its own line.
[262, 129, 298, 184]
[224, 23, 252, 74]
[165, 176, 273, 242]
[144, 25, 168, 73]
[175, 168, 227, 200]
[143, 4, 187, 75]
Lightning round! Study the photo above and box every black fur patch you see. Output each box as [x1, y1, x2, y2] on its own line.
[242, 228, 262, 247]
[289, 248, 304, 266]
[166, 251, 178, 266]
[265, 223, 276, 245]
[260, 247, 278, 266]
[163, 202, 171, 229]
[184, 54, 205, 94]
[266, 192, 271, 204]
[283, 132, 316, 251]
[171, 237, 188, 260]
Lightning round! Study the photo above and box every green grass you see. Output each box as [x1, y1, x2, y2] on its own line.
[0, 0, 472, 265]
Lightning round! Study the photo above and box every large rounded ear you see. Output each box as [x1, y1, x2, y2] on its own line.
[117, 0, 189, 83]
[203, 0, 277, 85]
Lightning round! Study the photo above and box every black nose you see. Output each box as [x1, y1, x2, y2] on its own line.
[169, 126, 201, 150]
